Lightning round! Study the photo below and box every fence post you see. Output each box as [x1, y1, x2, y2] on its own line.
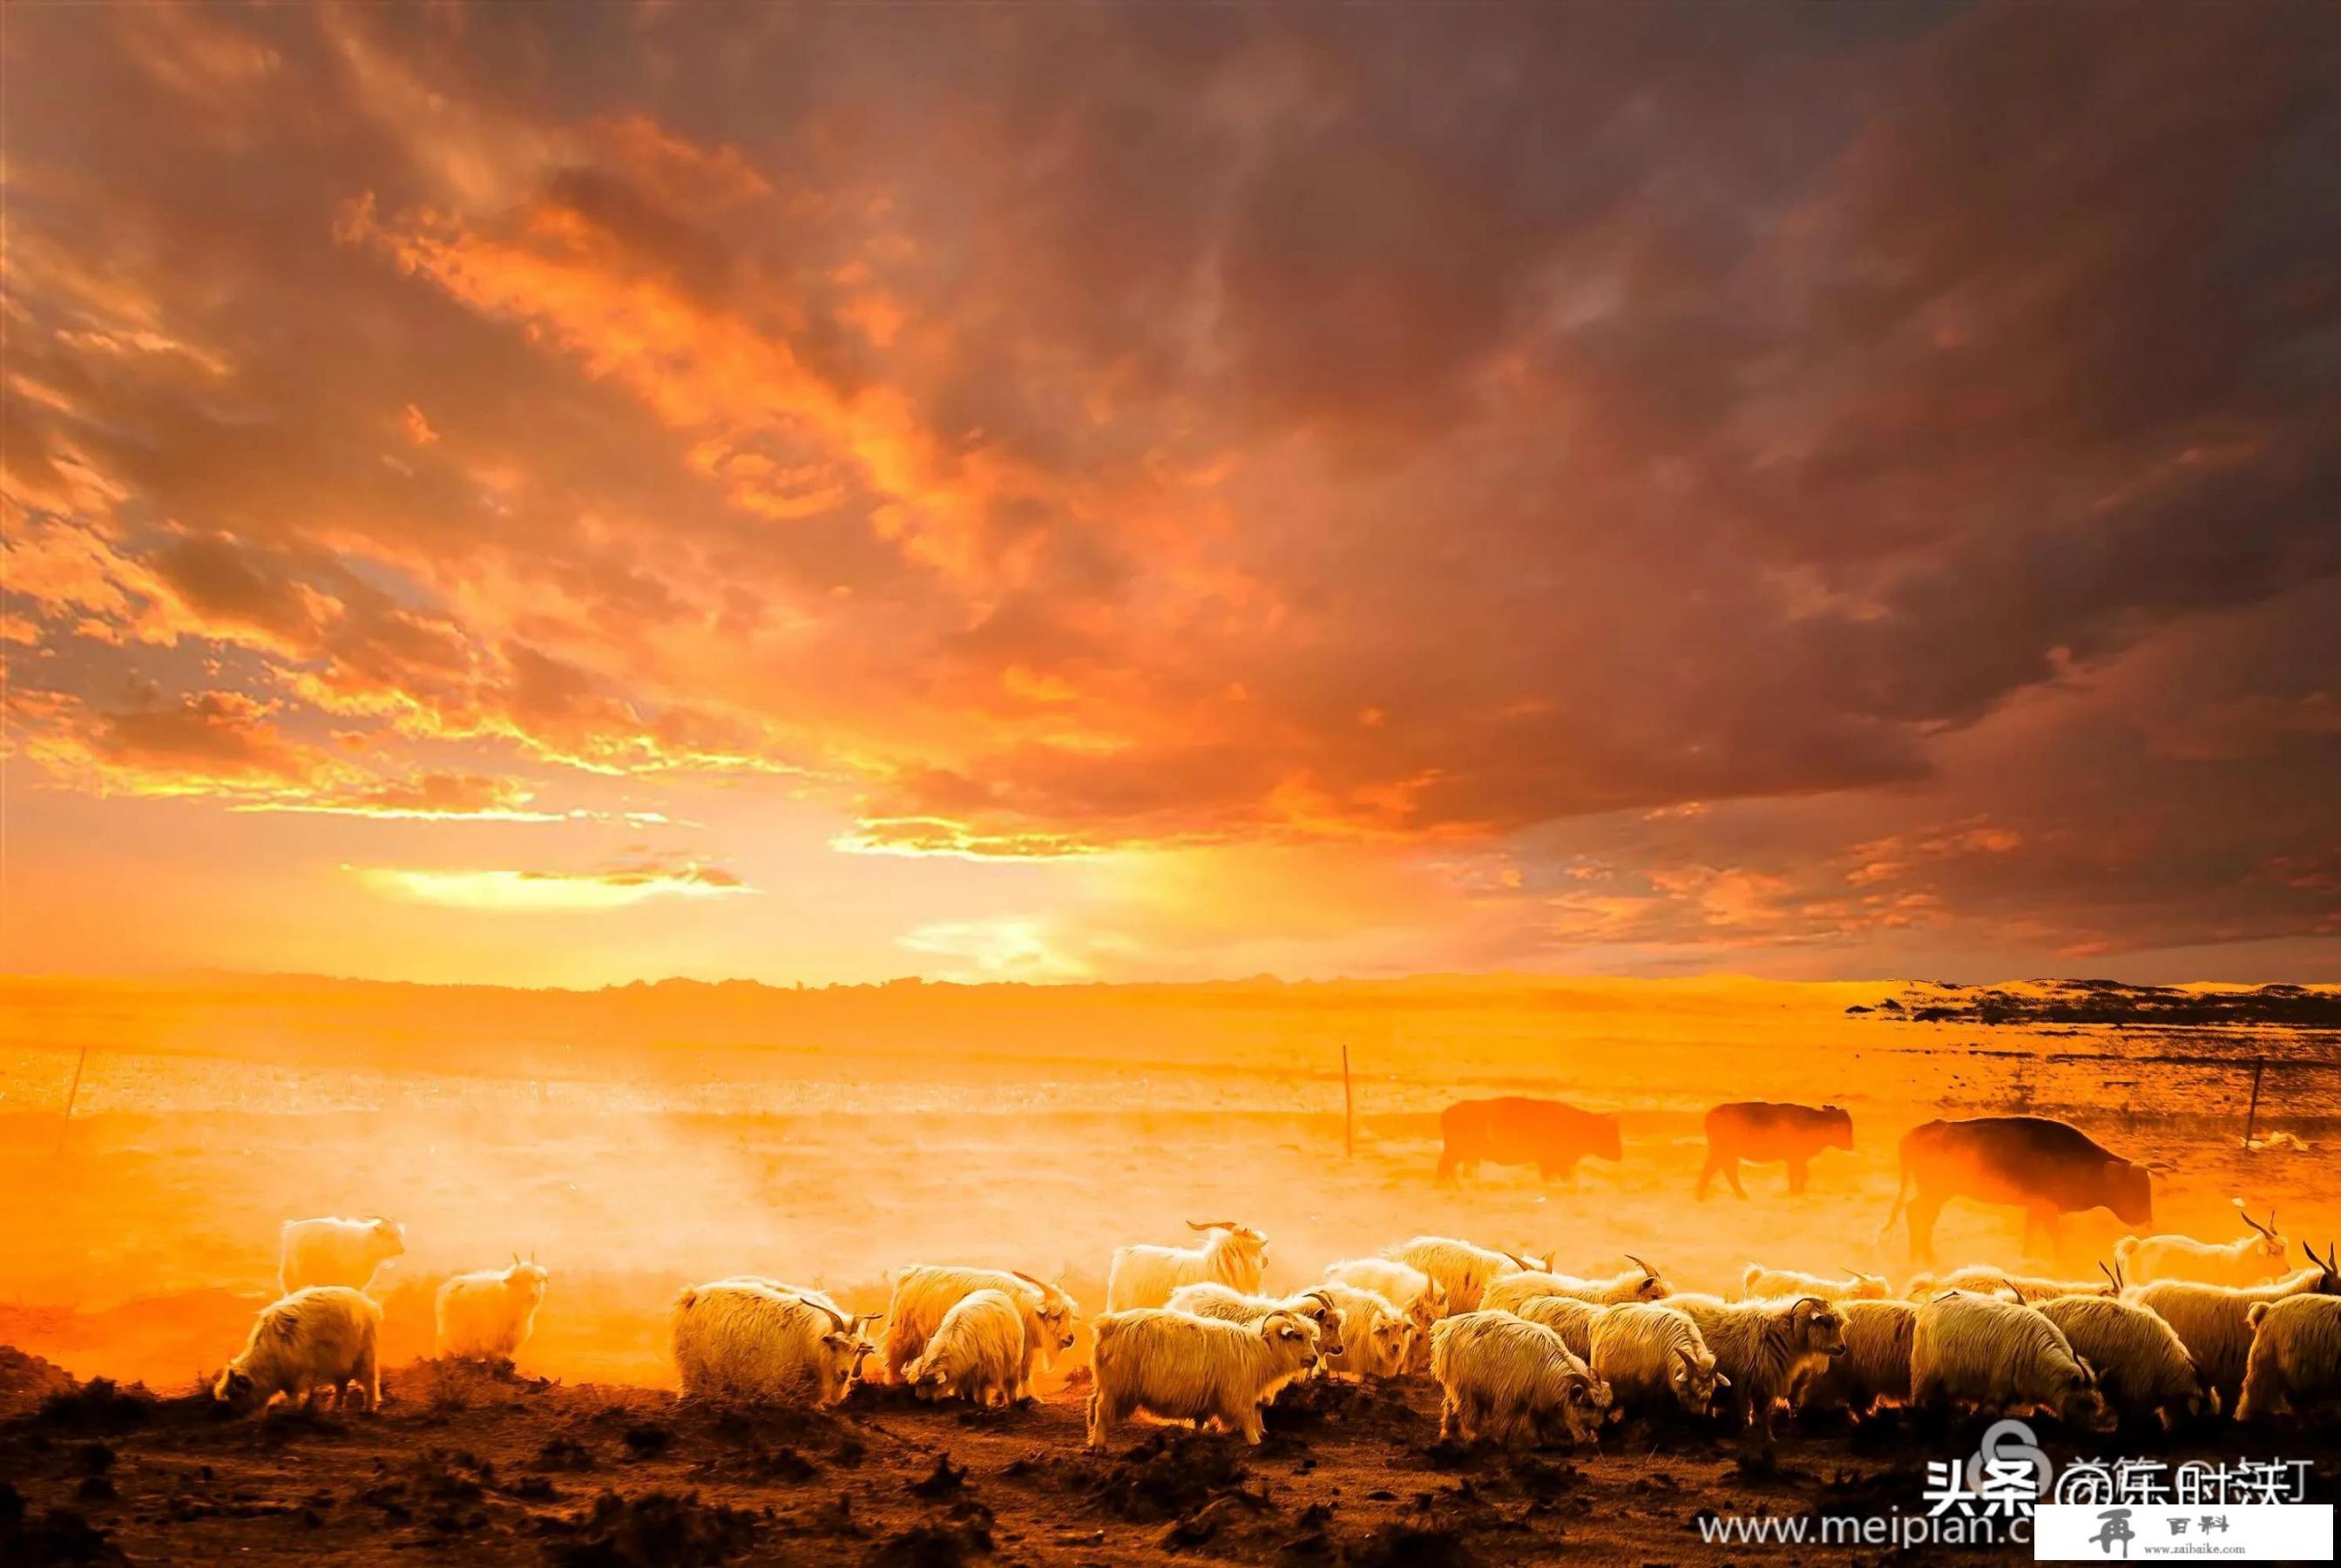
[1342, 1043, 1355, 1160]
[55, 1043, 91, 1157]
[2242, 1058, 2266, 1150]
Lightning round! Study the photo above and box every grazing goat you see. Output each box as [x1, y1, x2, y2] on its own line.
[1430, 1310, 1612, 1448]
[1107, 1221, 1269, 1312]
[1588, 1303, 1728, 1418]
[672, 1280, 871, 1407]
[2236, 1293, 2341, 1422]
[1668, 1294, 1848, 1436]
[214, 1286, 382, 1415]
[1381, 1236, 1548, 1315]
[903, 1288, 1025, 1407]
[1797, 1299, 1916, 1416]
[1909, 1292, 2114, 1429]
[2115, 1203, 2291, 1287]
[1516, 1295, 1608, 1362]
[2128, 1247, 2341, 1405]
[435, 1259, 550, 1362]
[882, 1265, 1079, 1399]
[1483, 1255, 1668, 1313]
[1086, 1308, 1319, 1449]
[1167, 1283, 1345, 1365]
[1741, 1265, 1890, 1302]
[279, 1216, 405, 1295]
[2037, 1294, 2212, 1426]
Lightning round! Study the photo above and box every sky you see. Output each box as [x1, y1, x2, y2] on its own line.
[3, 3, 2338, 988]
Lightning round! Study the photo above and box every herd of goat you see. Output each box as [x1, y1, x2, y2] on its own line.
[212, 1206, 2341, 1455]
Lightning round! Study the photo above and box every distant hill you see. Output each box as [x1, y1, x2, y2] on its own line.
[1854, 978, 2341, 1029]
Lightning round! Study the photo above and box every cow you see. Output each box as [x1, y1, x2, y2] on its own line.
[1698, 1103, 1854, 1200]
[1437, 1097, 1620, 1182]
[1880, 1116, 2153, 1263]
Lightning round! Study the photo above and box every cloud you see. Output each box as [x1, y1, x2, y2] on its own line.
[352, 860, 756, 912]
[3, 3, 2337, 976]
[234, 772, 560, 821]
[896, 917, 1119, 983]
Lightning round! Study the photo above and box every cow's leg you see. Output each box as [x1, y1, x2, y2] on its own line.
[1437, 1144, 1458, 1181]
[1785, 1156, 1810, 1196]
[1695, 1149, 1721, 1201]
[1724, 1159, 1748, 1200]
[1906, 1195, 1943, 1263]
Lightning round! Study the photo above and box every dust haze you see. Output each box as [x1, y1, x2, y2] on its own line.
[6, 974, 2334, 1391]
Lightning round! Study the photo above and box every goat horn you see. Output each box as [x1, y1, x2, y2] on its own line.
[1008, 1268, 1048, 1290]
[1186, 1220, 1237, 1233]
[1626, 1254, 1655, 1278]
[1501, 1250, 1531, 1272]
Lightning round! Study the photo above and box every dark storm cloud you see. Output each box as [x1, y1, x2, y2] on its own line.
[3, 0, 2336, 964]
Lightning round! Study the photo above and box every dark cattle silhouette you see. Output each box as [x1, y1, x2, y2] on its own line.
[1438, 1096, 1620, 1181]
[1882, 1116, 2153, 1262]
[1698, 1101, 1854, 1200]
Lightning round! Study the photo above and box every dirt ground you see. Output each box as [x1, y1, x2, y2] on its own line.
[5, 1351, 2337, 1568]
[3, 976, 2337, 1562]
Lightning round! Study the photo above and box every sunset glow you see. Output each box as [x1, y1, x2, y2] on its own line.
[4, 4, 2338, 988]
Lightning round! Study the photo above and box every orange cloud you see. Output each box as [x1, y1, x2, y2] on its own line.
[3, 4, 2337, 982]
[352, 861, 755, 912]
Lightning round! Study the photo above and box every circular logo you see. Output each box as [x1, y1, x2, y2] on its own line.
[1967, 1417, 2053, 1497]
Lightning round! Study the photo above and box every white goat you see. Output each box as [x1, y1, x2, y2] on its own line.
[2115, 1203, 2291, 1287]
[1106, 1221, 1270, 1312]
[1166, 1283, 1345, 1366]
[1909, 1292, 2114, 1429]
[1668, 1294, 1848, 1436]
[1904, 1266, 2108, 1302]
[2129, 1251, 2340, 1404]
[1430, 1310, 1612, 1448]
[1086, 1308, 1319, 1449]
[1381, 1236, 1547, 1315]
[881, 1265, 1079, 1399]
[903, 1288, 1025, 1407]
[279, 1216, 405, 1295]
[1515, 1295, 1608, 1362]
[213, 1286, 382, 1414]
[1484, 1256, 1668, 1314]
[2037, 1294, 2212, 1425]
[2237, 1292, 2341, 1422]
[1588, 1303, 1728, 1418]
[435, 1259, 550, 1362]
[1313, 1282, 1412, 1379]
[671, 1279, 871, 1406]
[1741, 1264, 1890, 1301]
[1323, 1258, 1447, 1367]
[1797, 1299, 1916, 1416]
